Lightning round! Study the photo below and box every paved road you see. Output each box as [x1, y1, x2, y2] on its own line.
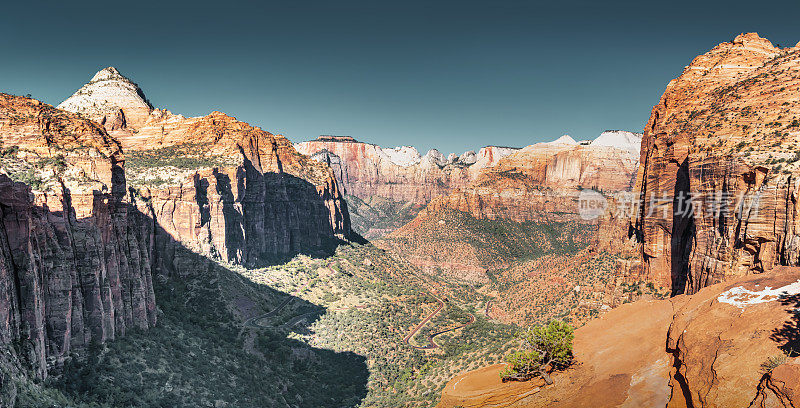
[243, 278, 314, 329]
[403, 298, 445, 347]
[403, 297, 476, 350]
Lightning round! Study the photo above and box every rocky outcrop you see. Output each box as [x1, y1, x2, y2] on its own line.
[416, 131, 642, 222]
[58, 69, 352, 263]
[57, 67, 152, 132]
[438, 266, 800, 407]
[0, 94, 156, 378]
[294, 136, 518, 204]
[631, 33, 800, 294]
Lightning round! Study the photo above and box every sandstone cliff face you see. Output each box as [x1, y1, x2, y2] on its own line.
[0, 94, 156, 378]
[58, 69, 351, 264]
[294, 135, 518, 204]
[419, 131, 641, 222]
[0, 68, 354, 379]
[438, 266, 800, 408]
[631, 33, 800, 294]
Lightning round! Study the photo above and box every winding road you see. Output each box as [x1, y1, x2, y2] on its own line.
[403, 296, 477, 350]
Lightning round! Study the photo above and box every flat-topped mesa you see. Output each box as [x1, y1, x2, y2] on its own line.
[294, 137, 518, 203]
[58, 67, 153, 132]
[632, 33, 800, 295]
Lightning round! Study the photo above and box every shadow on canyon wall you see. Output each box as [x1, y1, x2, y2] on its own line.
[0, 168, 368, 407]
[56, 201, 369, 407]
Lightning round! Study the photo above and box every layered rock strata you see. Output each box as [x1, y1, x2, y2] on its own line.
[0, 94, 156, 378]
[631, 33, 800, 294]
[57, 68, 351, 264]
[421, 131, 642, 222]
[294, 136, 518, 204]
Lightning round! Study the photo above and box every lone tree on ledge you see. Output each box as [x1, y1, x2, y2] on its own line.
[500, 320, 574, 385]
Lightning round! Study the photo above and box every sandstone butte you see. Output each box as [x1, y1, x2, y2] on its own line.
[0, 68, 351, 378]
[631, 33, 800, 295]
[438, 266, 800, 408]
[294, 135, 519, 204]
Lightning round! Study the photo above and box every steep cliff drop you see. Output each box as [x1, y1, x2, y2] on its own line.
[58, 67, 351, 264]
[294, 135, 518, 204]
[632, 33, 800, 294]
[0, 93, 156, 379]
[437, 32, 800, 408]
[0, 68, 354, 387]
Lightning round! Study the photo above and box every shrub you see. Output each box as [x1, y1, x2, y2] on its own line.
[500, 320, 574, 384]
[760, 353, 787, 374]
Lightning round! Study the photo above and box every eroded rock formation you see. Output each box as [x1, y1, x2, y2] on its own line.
[0, 66, 354, 379]
[0, 94, 156, 378]
[294, 135, 518, 204]
[422, 131, 641, 222]
[631, 33, 800, 294]
[57, 68, 351, 264]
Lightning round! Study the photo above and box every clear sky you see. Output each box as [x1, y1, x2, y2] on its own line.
[1, 0, 798, 154]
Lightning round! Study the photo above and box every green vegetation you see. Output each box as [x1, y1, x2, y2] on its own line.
[345, 194, 425, 239]
[500, 321, 574, 384]
[125, 143, 232, 171]
[760, 353, 788, 374]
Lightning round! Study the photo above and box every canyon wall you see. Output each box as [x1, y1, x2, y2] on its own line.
[0, 68, 353, 376]
[420, 131, 641, 222]
[294, 135, 518, 204]
[0, 94, 156, 378]
[631, 33, 800, 294]
[59, 67, 351, 265]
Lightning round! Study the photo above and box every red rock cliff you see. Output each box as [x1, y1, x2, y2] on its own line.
[295, 136, 518, 204]
[57, 68, 352, 264]
[0, 94, 156, 378]
[632, 33, 800, 294]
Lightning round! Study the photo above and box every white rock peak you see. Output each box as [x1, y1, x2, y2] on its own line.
[90, 67, 128, 83]
[382, 146, 422, 167]
[590, 130, 643, 152]
[58, 67, 153, 130]
[548, 134, 578, 145]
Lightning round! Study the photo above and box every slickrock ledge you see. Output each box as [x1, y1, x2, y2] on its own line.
[438, 266, 800, 408]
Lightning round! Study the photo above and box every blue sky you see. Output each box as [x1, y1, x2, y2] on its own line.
[1, 0, 798, 154]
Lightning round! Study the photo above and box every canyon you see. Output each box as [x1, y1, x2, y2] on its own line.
[436, 32, 800, 408]
[0, 67, 352, 382]
[1, 31, 799, 408]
